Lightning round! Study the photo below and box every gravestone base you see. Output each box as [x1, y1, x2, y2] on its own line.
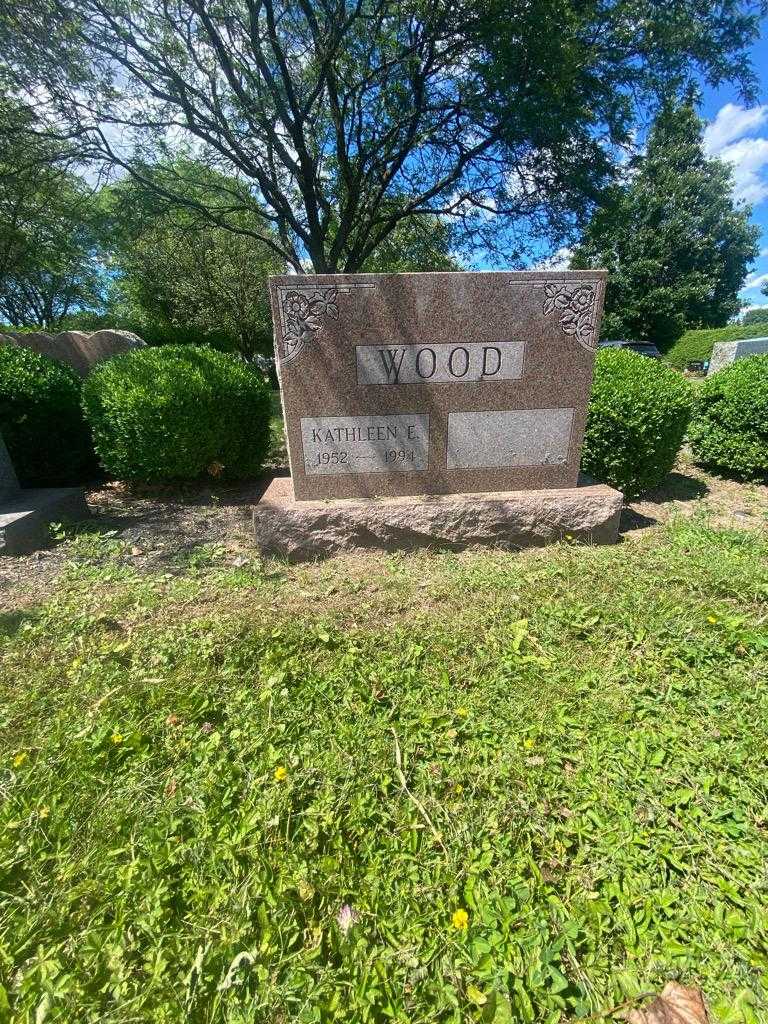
[0, 487, 89, 554]
[252, 476, 623, 561]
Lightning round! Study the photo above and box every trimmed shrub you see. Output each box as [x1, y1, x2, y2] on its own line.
[0, 345, 95, 487]
[581, 348, 693, 497]
[81, 345, 272, 481]
[688, 354, 768, 480]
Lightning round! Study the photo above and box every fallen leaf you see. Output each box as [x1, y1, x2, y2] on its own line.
[625, 983, 709, 1024]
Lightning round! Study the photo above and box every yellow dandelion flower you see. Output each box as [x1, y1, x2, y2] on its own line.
[707, 615, 718, 624]
[454, 784, 464, 795]
[39, 806, 50, 819]
[451, 908, 469, 930]
[456, 707, 468, 718]
[274, 765, 288, 782]
[12, 751, 28, 768]
[523, 738, 535, 749]
[111, 732, 124, 744]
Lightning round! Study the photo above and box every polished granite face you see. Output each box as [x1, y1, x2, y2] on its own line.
[268, 270, 607, 501]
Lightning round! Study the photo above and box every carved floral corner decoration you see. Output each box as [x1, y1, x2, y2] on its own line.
[542, 282, 598, 352]
[278, 286, 339, 364]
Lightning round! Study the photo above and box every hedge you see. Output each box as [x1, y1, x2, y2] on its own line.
[688, 354, 768, 480]
[662, 322, 768, 369]
[81, 345, 272, 482]
[0, 345, 95, 487]
[581, 348, 693, 497]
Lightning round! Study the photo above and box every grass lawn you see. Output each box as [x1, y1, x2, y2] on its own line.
[1, 514, 767, 1022]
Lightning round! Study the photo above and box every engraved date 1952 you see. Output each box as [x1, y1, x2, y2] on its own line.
[312, 451, 349, 467]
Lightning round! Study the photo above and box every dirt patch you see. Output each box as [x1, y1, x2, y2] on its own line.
[1, 460, 765, 613]
[621, 453, 768, 535]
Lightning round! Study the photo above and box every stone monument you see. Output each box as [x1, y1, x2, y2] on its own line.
[707, 336, 768, 375]
[1, 329, 145, 376]
[0, 433, 89, 554]
[253, 271, 623, 559]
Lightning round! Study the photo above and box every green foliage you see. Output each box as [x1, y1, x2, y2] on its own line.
[81, 345, 272, 482]
[663, 321, 768, 368]
[360, 211, 461, 273]
[1, 519, 768, 1021]
[0, 344, 95, 486]
[0, 96, 105, 328]
[740, 307, 768, 326]
[689, 355, 768, 480]
[95, 161, 283, 359]
[0, 0, 761, 271]
[582, 348, 693, 496]
[573, 102, 759, 344]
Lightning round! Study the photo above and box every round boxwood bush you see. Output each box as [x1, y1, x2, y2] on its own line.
[0, 344, 95, 487]
[581, 348, 693, 497]
[81, 345, 272, 482]
[688, 354, 768, 480]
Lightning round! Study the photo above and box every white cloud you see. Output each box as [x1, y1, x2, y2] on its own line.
[703, 103, 768, 155]
[717, 137, 768, 205]
[703, 104, 768, 207]
[535, 247, 572, 271]
[742, 271, 768, 291]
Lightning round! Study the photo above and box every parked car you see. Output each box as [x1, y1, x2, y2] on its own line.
[598, 338, 662, 359]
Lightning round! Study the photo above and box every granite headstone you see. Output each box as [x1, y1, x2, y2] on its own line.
[268, 271, 607, 501]
[0, 431, 89, 554]
[707, 336, 768, 375]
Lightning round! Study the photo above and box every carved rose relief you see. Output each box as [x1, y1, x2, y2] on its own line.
[542, 282, 598, 351]
[279, 287, 339, 363]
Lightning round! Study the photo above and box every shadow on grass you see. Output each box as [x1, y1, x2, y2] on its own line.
[0, 607, 38, 638]
[619, 508, 659, 533]
[643, 471, 709, 504]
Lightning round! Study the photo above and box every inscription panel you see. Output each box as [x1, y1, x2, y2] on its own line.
[301, 414, 429, 475]
[447, 409, 574, 469]
[356, 341, 524, 385]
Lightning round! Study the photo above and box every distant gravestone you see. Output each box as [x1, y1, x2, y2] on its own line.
[0, 434, 20, 501]
[708, 336, 768, 375]
[2, 329, 145, 376]
[253, 271, 623, 558]
[0, 432, 89, 554]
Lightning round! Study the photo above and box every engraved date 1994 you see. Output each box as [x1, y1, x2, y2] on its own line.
[384, 448, 416, 464]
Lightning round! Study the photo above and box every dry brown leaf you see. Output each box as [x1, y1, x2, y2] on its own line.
[625, 983, 709, 1024]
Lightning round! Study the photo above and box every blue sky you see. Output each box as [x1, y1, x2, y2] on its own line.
[700, 22, 768, 312]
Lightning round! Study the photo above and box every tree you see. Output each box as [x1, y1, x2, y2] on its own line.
[0, 97, 105, 328]
[756, 296, 768, 319]
[572, 102, 760, 344]
[97, 161, 283, 357]
[0, 0, 763, 274]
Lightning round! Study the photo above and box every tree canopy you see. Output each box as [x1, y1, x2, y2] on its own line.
[572, 101, 760, 344]
[96, 162, 283, 357]
[0, 97, 104, 328]
[0, 0, 764, 272]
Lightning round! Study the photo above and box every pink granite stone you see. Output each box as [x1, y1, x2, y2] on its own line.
[268, 271, 607, 501]
[252, 476, 622, 561]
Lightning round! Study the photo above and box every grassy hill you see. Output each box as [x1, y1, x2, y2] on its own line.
[662, 321, 768, 368]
